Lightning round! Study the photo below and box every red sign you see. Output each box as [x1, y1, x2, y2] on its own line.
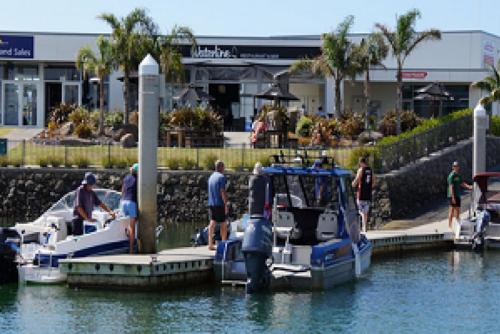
[401, 71, 428, 79]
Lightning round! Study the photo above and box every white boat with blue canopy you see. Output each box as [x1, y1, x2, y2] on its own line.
[214, 154, 372, 293]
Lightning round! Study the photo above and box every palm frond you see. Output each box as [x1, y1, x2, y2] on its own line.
[404, 29, 441, 59]
[472, 80, 493, 91]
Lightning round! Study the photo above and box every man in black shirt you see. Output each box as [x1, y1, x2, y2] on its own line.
[352, 157, 374, 232]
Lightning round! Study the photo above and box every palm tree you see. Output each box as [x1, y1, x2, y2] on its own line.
[351, 32, 388, 129]
[290, 15, 356, 118]
[98, 8, 158, 124]
[76, 36, 114, 135]
[157, 26, 197, 107]
[376, 9, 441, 134]
[472, 59, 500, 113]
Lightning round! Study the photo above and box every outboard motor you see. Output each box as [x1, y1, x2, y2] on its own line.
[472, 210, 491, 251]
[242, 216, 273, 294]
[0, 227, 21, 283]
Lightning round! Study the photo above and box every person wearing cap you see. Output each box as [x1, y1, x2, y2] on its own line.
[248, 162, 270, 216]
[447, 161, 472, 229]
[207, 160, 228, 250]
[72, 172, 116, 236]
[313, 159, 330, 207]
[121, 163, 138, 253]
[352, 157, 374, 232]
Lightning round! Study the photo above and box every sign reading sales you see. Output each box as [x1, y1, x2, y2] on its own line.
[0, 35, 34, 59]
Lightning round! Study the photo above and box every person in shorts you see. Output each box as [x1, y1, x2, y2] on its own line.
[121, 163, 138, 254]
[352, 157, 374, 232]
[72, 172, 116, 236]
[207, 160, 228, 250]
[447, 161, 472, 229]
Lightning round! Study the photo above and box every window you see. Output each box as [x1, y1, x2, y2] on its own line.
[3, 65, 39, 80]
[44, 66, 81, 81]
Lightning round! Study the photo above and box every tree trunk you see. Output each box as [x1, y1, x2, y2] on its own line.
[123, 70, 130, 125]
[364, 69, 371, 130]
[99, 76, 105, 136]
[334, 78, 342, 118]
[395, 61, 403, 134]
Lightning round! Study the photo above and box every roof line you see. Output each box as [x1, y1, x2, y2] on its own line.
[0, 29, 498, 39]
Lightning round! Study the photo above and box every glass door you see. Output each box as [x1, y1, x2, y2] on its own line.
[2, 82, 19, 125]
[22, 84, 37, 126]
[62, 82, 81, 105]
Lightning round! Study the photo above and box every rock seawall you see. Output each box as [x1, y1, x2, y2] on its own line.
[1, 136, 499, 229]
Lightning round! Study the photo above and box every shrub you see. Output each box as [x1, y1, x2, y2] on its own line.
[490, 116, 500, 137]
[167, 106, 222, 133]
[0, 156, 8, 167]
[48, 156, 62, 167]
[105, 111, 125, 129]
[69, 107, 92, 126]
[74, 123, 93, 139]
[38, 156, 49, 167]
[113, 157, 128, 169]
[165, 157, 181, 170]
[295, 116, 314, 137]
[347, 146, 381, 171]
[50, 103, 77, 127]
[72, 156, 90, 168]
[102, 157, 113, 169]
[378, 109, 472, 146]
[378, 110, 422, 136]
[202, 153, 218, 171]
[9, 157, 22, 167]
[179, 157, 197, 170]
[339, 111, 365, 138]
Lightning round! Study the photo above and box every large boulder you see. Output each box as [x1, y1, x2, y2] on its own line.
[120, 133, 136, 148]
[122, 124, 138, 141]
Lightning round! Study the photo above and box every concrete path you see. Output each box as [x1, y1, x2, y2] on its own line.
[224, 131, 250, 147]
[3, 128, 41, 149]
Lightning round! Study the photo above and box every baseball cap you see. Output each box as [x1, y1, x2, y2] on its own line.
[132, 163, 139, 173]
[82, 172, 96, 185]
[452, 161, 460, 167]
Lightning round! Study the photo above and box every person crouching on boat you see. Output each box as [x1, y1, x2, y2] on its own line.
[121, 163, 138, 254]
[249, 162, 270, 217]
[207, 160, 229, 250]
[72, 172, 116, 236]
[352, 157, 374, 232]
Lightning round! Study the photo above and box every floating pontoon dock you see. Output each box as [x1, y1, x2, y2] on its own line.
[60, 219, 454, 290]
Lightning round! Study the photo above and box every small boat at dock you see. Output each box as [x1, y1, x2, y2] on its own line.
[212, 153, 372, 293]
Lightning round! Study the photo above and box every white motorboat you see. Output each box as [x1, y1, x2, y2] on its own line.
[0, 189, 132, 284]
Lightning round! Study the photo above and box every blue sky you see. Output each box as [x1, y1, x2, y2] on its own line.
[1, 0, 499, 36]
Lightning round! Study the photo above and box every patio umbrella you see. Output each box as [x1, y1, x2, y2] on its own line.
[255, 83, 299, 107]
[173, 84, 214, 106]
[414, 82, 454, 117]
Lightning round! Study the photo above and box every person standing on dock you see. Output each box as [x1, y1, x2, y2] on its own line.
[207, 160, 228, 250]
[121, 163, 138, 254]
[72, 172, 116, 236]
[352, 157, 374, 232]
[447, 161, 472, 229]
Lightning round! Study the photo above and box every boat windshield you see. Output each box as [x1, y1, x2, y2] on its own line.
[46, 189, 121, 213]
[279, 174, 339, 209]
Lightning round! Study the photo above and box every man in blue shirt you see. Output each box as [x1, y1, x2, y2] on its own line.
[207, 160, 228, 250]
[121, 163, 138, 254]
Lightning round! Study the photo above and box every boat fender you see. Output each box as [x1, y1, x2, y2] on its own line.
[352, 243, 362, 277]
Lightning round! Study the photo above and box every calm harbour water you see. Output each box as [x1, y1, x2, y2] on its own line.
[2, 222, 500, 333]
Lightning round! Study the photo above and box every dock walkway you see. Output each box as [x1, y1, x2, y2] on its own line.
[60, 219, 455, 290]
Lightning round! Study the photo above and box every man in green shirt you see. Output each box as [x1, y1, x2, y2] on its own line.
[448, 161, 472, 229]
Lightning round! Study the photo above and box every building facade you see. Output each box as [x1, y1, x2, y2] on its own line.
[0, 30, 499, 129]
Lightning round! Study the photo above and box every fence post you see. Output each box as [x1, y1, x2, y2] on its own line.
[64, 145, 68, 166]
[241, 143, 245, 170]
[107, 143, 111, 166]
[196, 147, 200, 169]
[21, 140, 25, 166]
